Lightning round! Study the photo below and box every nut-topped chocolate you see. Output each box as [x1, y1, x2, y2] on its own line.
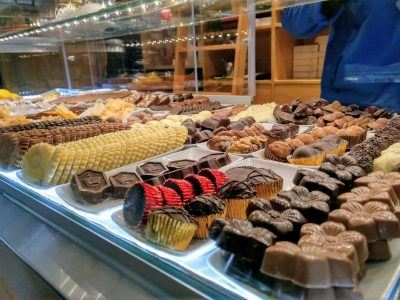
[109, 171, 140, 198]
[71, 169, 111, 204]
[137, 161, 168, 180]
[270, 186, 330, 224]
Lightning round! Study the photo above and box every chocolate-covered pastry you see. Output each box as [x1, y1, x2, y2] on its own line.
[184, 195, 225, 217]
[246, 198, 273, 217]
[71, 169, 111, 204]
[270, 186, 330, 224]
[319, 154, 366, 187]
[294, 169, 345, 198]
[137, 161, 168, 180]
[210, 218, 276, 266]
[225, 166, 282, 186]
[291, 145, 320, 159]
[248, 209, 307, 242]
[310, 142, 337, 152]
[261, 241, 357, 288]
[166, 159, 197, 171]
[329, 201, 400, 242]
[109, 171, 140, 198]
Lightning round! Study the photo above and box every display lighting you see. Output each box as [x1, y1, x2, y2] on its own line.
[0, 0, 191, 42]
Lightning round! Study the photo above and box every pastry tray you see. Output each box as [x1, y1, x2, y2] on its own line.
[219, 157, 303, 190]
[207, 238, 400, 300]
[56, 147, 243, 213]
[252, 148, 319, 170]
[111, 209, 212, 257]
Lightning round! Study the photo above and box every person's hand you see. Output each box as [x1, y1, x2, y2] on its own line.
[321, 0, 348, 18]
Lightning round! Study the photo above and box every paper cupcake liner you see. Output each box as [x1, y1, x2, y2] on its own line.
[323, 141, 348, 157]
[193, 209, 227, 239]
[225, 198, 252, 220]
[145, 214, 198, 251]
[264, 147, 288, 163]
[254, 180, 283, 200]
[339, 131, 367, 149]
[287, 152, 325, 167]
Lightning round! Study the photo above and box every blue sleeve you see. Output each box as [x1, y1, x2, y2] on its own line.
[281, 3, 340, 39]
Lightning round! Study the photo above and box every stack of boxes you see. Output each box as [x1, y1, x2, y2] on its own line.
[292, 35, 329, 79]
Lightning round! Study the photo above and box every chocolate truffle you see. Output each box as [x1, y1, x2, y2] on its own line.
[71, 169, 111, 204]
[184, 195, 225, 217]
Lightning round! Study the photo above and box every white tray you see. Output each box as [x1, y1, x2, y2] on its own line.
[220, 158, 302, 190]
[251, 148, 319, 170]
[56, 147, 242, 212]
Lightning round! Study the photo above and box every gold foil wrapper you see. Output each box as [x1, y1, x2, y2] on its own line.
[287, 152, 325, 167]
[193, 209, 227, 239]
[225, 198, 252, 220]
[323, 141, 348, 157]
[255, 179, 283, 200]
[145, 214, 197, 251]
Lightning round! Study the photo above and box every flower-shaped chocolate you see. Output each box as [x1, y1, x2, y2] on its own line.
[300, 221, 369, 272]
[319, 154, 366, 186]
[293, 169, 345, 198]
[270, 186, 330, 224]
[329, 201, 400, 242]
[338, 185, 398, 212]
[355, 171, 400, 198]
[248, 209, 306, 242]
[261, 241, 357, 288]
[209, 218, 276, 266]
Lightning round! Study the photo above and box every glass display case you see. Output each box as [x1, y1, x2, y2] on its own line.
[1, 1, 400, 299]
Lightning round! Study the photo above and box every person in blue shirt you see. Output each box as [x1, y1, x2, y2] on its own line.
[281, 0, 400, 112]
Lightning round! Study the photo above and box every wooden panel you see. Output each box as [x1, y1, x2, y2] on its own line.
[254, 81, 272, 104]
[274, 83, 321, 104]
[255, 30, 271, 75]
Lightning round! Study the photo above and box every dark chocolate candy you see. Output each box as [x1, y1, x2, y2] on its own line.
[137, 161, 168, 180]
[198, 152, 232, 169]
[246, 198, 273, 217]
[166, 159, 197, 171]
[71, 169, 111, 204]
[270, 186, 330, 224]
[149, 206, 196, 224]
[184, 195, 225, 217]
[225, 166, 282, 186]
[295, 169, 345, 198]
[217, 180, 256, 199]
[109, 171, 140, 199]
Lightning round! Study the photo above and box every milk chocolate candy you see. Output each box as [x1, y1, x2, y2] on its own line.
[71, 169, 111, 204]
[110, 171, 140, 199]
[137, 161, 168, 180]
[367, 240, 391, 261]
[261, 241, 357, 288]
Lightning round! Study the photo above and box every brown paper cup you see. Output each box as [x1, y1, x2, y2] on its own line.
[225, 198, 252, 220]
[145, 214, 198, 251]
[264, 148, 288, 163]
[193, 209, 227, 239]
[339, 131, 367, 149]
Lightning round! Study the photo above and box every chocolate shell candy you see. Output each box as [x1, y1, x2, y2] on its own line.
[294, 169, 345, 198]
[109, 171, 140, 199]
[71, 169, 111, 204]
[270, 186, 330, 224]
[194, 130, 214, 143]
[198, 152, 232, 169]
[261, 241, 357, 288]
[211, 218, 276, 266]
[355, 171, 400, 198]
[291, 145, 320, 159]
[319, 154, 366, 187]
[329, 201, 400, 242]
[227, 122, 245, 131]
[166, 159, 197, 171]
[368, 240, 392, 260]
[246, 198, 273, 217]
[137, 161, 169, 180]
[248, 209, 306, 242]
